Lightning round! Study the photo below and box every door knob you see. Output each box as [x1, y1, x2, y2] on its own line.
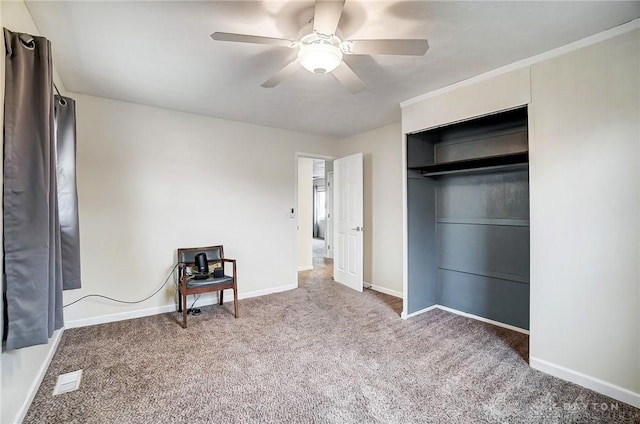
[350, 226, 363, 231]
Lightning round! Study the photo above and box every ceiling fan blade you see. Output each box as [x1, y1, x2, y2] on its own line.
[332, 62, 365, 94]
[344, 39, 429, 56]
[313, 0, 345, 35]
[261, 61, 302, 88]
[211, 32, 295, 48]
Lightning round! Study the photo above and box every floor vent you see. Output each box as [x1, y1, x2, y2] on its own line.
[53, 370, 83, 395]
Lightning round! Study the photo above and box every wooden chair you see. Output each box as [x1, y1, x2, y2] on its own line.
[177, 245, 238, 328]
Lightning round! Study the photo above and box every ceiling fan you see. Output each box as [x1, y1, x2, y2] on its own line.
[210, 0, 429, 94]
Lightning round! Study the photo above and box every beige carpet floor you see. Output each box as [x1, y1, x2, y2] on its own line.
[24, 255, 639, 423]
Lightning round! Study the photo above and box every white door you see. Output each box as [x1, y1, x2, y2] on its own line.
[333, 153, 363, 292]
[325, 171, 334, 259]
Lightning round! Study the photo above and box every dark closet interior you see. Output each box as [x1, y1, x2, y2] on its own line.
[406, 107, 530, 329]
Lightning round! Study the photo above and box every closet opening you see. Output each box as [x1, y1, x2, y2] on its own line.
[405, 106, 530, 334]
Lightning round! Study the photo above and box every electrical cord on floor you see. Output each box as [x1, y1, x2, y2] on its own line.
[63, 263, 179, 308]
[171, 268, 199, 314]
[190, 294, 200, 310]
[173, 267, 180, 306]
[189, 294, 201, 315]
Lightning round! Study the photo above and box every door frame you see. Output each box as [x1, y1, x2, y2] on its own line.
[294, 152, 336, 288]
[325, 170, 334, 259]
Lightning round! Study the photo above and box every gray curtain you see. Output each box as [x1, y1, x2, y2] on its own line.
[55, 95, 81, 290]
[2, 28, 78, 350]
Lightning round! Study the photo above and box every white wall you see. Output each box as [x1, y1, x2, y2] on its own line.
[529, 29, 639, 402]
[64, 94, 335, 324]
[401, 25, 640, 407]
[1, 2, 67, 423]
[336, 123, 404, 296]
[297, 158, 314, 271]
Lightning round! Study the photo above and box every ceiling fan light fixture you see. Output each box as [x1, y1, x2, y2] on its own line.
[297, 33, 343, 75]
[298, 43, 343, 75]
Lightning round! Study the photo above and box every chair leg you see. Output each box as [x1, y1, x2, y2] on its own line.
[233, 286, 239, 318]
[219, 290, 224, 306]
[182, 292, 188, 328]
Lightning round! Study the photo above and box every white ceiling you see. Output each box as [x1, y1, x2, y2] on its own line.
[25, 1, 640, 138]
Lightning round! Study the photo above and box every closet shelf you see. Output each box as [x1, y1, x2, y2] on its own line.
[410, 151, 528, 177]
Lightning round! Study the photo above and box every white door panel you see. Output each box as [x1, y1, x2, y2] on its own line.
[333, 153, 363, 292]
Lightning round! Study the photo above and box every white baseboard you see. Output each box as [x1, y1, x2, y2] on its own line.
[298, 265, 313, 272]
[401, 304, 438, 319]
[363, 282, 403, 299]
[401, 304, 529, 335]
[65, 283, 298, 329]
[222, 283, 297, 301]
[530, 356, 640, 409]
[435, 305, 530, 335]
[64, 302, 193, 329]
[15, 328, 64, 424]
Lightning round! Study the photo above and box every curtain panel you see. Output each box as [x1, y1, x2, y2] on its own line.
[3, 28, 80, 350]
[55, 95, 81, 290]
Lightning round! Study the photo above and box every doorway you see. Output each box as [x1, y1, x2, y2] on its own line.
[297, 155, 334, 284]
[295, 152, 364, 291]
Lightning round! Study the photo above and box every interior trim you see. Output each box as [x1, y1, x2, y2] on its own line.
[401, 304, 530, 335]
[530, 356, 640, 409]
[401, 304, 438, 319]
[363, 282, 403, 299]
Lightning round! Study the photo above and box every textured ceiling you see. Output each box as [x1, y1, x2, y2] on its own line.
[25, 1, 640, 138]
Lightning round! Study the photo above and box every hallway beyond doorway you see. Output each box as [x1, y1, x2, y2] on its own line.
[297, 238, 332, 288]
[313, 238, 333, 278]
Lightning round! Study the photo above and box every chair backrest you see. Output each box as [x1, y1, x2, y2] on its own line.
[177, 245, 224, 266]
